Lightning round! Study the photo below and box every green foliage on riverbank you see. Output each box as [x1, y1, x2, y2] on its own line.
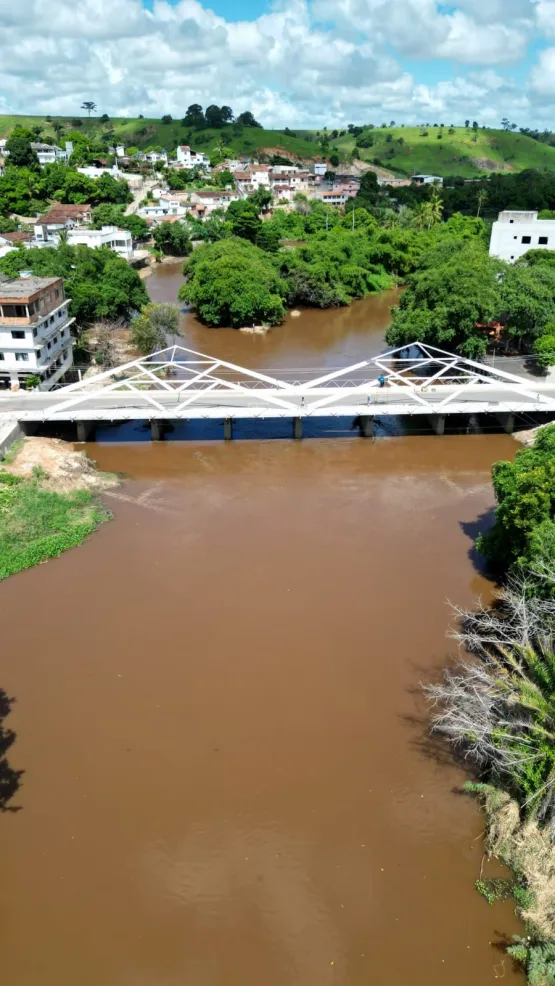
[429, 425, 555, 983]
[180, 238, 287, 327]
[386, 234, 555, 357]
[0, 471, 110, 581]
[179, 212, 397, 327]
[477, 424, 555, 582]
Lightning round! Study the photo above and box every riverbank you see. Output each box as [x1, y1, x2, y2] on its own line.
[0, 437, 117, 580]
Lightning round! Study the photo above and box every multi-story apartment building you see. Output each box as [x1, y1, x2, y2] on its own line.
[0, 275, 74, 390]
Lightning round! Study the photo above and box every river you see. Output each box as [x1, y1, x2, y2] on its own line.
[0, 264, 524, 985]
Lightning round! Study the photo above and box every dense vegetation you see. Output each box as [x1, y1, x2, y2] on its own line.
[386, 233, 555, 357]
[428, 424, 555, 984]
[180, 239, 287, 328]
[0, 242, 148, 326]
[0, 128, 131, 218]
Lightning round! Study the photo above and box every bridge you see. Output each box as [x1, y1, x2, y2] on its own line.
[1, 341, 555, 440]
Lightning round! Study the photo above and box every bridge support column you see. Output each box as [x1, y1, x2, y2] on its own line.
[151, 419, 164, 441]
[429, 414, 445, 436]
[292, 417, 303, 440]
[76, 420, 95, 443]
[358, 415, 374, 438]
[496, 412, 515, 434]
[224, 418, 233, 441]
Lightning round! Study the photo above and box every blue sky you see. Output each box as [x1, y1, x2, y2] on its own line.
[1, 0, 555, 128]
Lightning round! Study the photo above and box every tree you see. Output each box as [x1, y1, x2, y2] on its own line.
[130, 303, 181, 354]
[182, 104, 205, 128]
[236, 111, 262, 128]
[226, 200, 262, 242]
[91, 203, 148, 240]
[179, 237, 286, 327]
[477, 424, 555, 576]
[161, 114, 173, 124]
[5, 129, 40, 170]
[220, 106, 234, 123]
[153, 221, 192, 256]
[426, 570, 555, 827]
[534, 333, 555, 369]
[465, 119, 470, 129]
[476, 188, 488, 217]
[501, 118, 511, 131]
[386, 239, 503, 357]
[205, 104, 226, 128]
[53, 122, 65, 143]
[499, 263, 555, 347]
[0, 243, 148, 326]
[81, 101, 97, 118]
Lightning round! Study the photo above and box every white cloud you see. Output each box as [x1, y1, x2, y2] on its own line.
[0, 0, 550, 128]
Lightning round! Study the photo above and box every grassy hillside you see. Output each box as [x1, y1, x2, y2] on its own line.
[1, 116, 555, 176]
[0, 115, 321, 160]
[330, 126, 555, 177]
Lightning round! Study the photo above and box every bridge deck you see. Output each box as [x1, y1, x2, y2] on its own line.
[1, 342, 554, 424]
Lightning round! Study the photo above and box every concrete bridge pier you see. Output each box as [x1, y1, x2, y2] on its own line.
[495, 412, 515, 434]
[429, 414, 445, 436]
[224, 418, 233, 441]
[76, 420, 96, 443]
[151, 419, 165, 441]
[292, 417, 303, 440]
[358, 415, 374, 438]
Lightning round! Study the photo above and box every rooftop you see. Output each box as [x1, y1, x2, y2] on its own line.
[0, 231, 32, 243]
[0, 275, 61, 301]
[40, 203, 92, 224]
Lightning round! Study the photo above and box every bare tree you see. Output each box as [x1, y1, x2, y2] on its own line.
[426, 574, 555, 835]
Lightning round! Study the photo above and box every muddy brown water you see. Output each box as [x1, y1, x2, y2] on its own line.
[0, 266, 524, 985]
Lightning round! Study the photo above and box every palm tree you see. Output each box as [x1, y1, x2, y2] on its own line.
[212, 135, 230, 161]
[81, 101, 97, 118]
[426, 574, 555, 830]
[427, 190, 444, 227]
[412, 202, 429, 230]
[476, 188, 488, 218]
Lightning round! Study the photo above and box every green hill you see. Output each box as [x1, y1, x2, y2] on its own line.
[329, 126, 555, 178]
[1, 117, 555, 177]
[0, 115, 321, 161]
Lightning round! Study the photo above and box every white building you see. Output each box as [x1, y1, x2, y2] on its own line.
[191, 189, 239, 212]
[176, 146, 211, 170]
[142, 151, 168, 165]
[412, 174, 443, 186]
[138, 196, 189, 219]
[31, 143, 69, 166]
[489, 210, 555, 264]
[32, 224, 133, 259]
[0, 274, 74, 390]
[311, 162, 327, 177]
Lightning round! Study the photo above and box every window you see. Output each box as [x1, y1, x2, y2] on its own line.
[514, 235, 517, 240]
[522, 235, 532, 244]
[539, 236, 549, 245]
[0, 354, 4, 361]
[3, 305, 27, 318]
[510, 219, 514, 223]
[53, 336, 58, 345]
[32, 328, 37, 338]
[11, 330, 25, 339]
[15, 353, 29, 362]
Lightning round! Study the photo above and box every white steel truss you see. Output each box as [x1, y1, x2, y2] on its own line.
[1, 342, 555, 422]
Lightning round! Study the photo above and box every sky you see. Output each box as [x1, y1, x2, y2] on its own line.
[1, 0, 555, 129]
